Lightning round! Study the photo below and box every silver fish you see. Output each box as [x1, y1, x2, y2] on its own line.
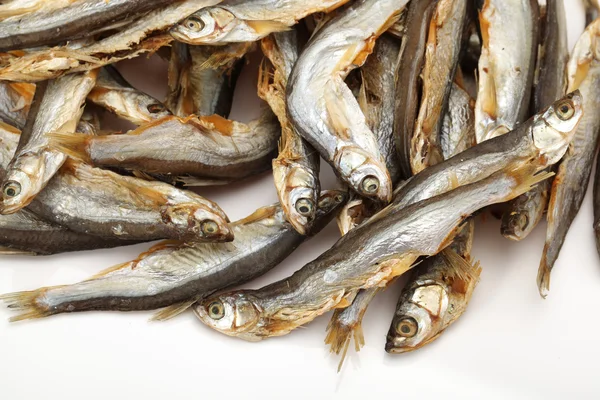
[0, 0, 222, 82]
[259, 30, 321, 235]
[537, 19, 600, 298]
[170, 0, 349, 44]
[0, 70, 97, 214]
[501, 0, 569, 241]
[167, 41, 251, 118]
[0, 190, 346, 321]
[0, 81, 35, 129]
[51, 111, 280, 183]
[410, 0, 470, 174]
[288, 0, 410, 202]
[194, 164, 552, 341]
[440, 82, 477, 159]
[88, 66, 171, 126]
[475, 0, 539, 142]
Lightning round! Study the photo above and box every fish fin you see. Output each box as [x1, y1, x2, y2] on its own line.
[233, 205, 279, 226]
[150, 298, 198, 321]
[87, 261, 134, 280]
[47, 132, 92, 162]
[537, 250, 551, 299]
[323, 82, 352, 141]
[176, 176, 233, 187]
[510, 168, 555, 200]
[0, 246, 36, 256]
[440, 248, 482, 284]
[245, 20, 291, 36]
[325, 310, 359, 372]
[0, 288, 57, 322]
[131, 170, 157, 181]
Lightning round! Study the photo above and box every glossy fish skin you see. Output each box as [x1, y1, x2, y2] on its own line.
[390, 92, 583, 214]
[88, 66, 171, 126]
[1, 191, 346, 320]
[0, 0, 176, 51]
[394, 0, 438, 180]
[440, 82, 477, 159]
[194, 165, 551, 341]
[385, 249, 481, 354]
[0, 0, 222, 82]
[538, 20, 600, 298]
[410, 0, 469, 174]
[170, 0, 349, 44]
[0, 82, 35, 129]
[475, 0, 538, 143]
[0, 70, 97, 214]
[167, 41, 250, 118]
[51, 112, 280, 182]
[502, 0, 569, 241]
[288, 0, 409, 203]
[259, 31, 321, 235]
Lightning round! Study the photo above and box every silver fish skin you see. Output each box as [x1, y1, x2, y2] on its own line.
[410, 0, 470, 174]
[0, 0, 176, 51]
[475, 0, 539, 143]
[385, 248, 481, 353]
[0, 69, 97, 215]
[260, 30, 321, 235]
[538, 19, 600, 298]
[167, 41, 251, 118]
[88, 66, 171, 126]
[0, 190, 346, 321]
[288, 0, 410, 203]
[194, 164, 552, 341]
[501, 0, 569, 241]
[0, 82, 35, 129]
[170, 0, 349, 44]
[0, 0, 222, 82]
[440, 82, 477, 160]
[51, 111, 280, 182]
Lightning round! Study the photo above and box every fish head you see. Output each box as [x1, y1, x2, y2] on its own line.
[194, 292, 262, 341]
[170, 7, 239, 44]
[0, 152, 52, 214]
[532, 90, 584, 166]
[161, 202, 233, 242]
[385, 283, 448, 353]
[310, 189, 348, 234]
[335, 146, 392, 203]
[272, 159, 320, 235]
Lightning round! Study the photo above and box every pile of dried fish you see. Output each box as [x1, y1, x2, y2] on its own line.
[0, 0, 596, 371]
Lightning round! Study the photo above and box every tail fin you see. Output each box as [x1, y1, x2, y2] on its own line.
[509, 167, 555, 200]
[537, 251, 551, 299]
[0, 288, 56, 322]
[47, 132, 92, 162]
[325, 309, 366, 372]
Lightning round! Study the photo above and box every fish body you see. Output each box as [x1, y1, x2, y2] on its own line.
[475, 0, 538, 142]
[88, 66, 171, 126]
[538, 19, 600, 297]
[502, 0, 569, 241]
[0, 70, 97, 214]
[170, 0, 349, 44]
[260, 30, 321, 235]
[287, 0, 410, 202]
[1, 191, 346, 320]
[0, 82, 35, 129]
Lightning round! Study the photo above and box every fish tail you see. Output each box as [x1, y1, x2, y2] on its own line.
[150, 298, 198, 321]
[47, 131, 92, 162]
[441, 248, 482, 283]
[537, 252, 552, 299]
[0, 288, 57, 322]
[325, 309, 366, 372]
[510, 167, 555, 200]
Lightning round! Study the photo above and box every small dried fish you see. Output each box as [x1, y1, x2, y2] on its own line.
[259, 30, 320, 235]
[167, 41, 251, 118]
[0, 70, 97, 214]
[288, 0, 410, 202]
[0, 81, 35, 129]
[51, 111, 280, 183]
[170, 0, 349, 44]
[502, 0, 569, 241]
[538, 19, 600, 298]
[88, 66, 171, 126]
[0, 191, 346, 320]
[475, 0, 539, 142]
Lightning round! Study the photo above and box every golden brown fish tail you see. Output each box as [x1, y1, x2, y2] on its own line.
[47, 132, 92, 163]
[325, 309, 367, 372]
[509, 167, 555, 201]
[0, 288, 58, 322]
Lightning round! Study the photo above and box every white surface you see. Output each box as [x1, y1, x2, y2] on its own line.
[0, 3, 597, 399]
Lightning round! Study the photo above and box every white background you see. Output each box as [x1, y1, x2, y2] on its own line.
[0, 2, 597, 399]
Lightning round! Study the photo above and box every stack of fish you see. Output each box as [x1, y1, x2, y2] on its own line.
[0, 0, 596, 370]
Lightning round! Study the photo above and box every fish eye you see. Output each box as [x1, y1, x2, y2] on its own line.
[395, 317, 418, 338]
[334, 194, 344, 203]
[201, 220, 219, 235]
[295, 198, 314, 217]
[556, 100, 575, 120]
[361, 176, 380, 194]
[184, 16, 206, 32]
[2, 181, 21, 198]
[207, 301, 225, 320]
[147, 103, 166, 114]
